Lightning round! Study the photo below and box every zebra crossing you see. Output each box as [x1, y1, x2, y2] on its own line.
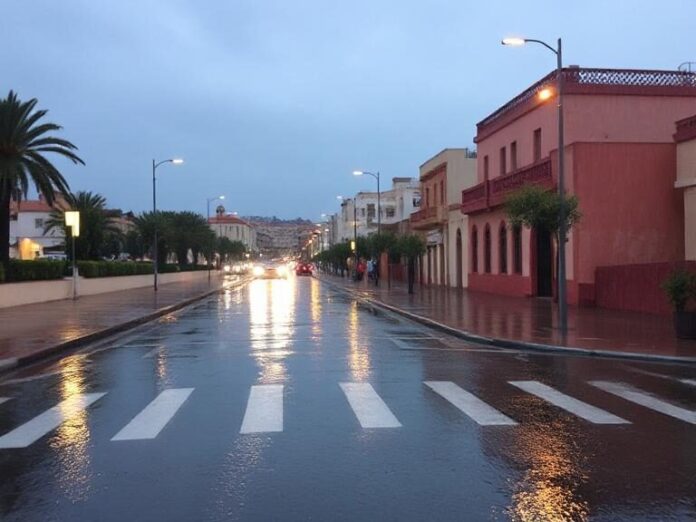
[0, 379, 694, 449]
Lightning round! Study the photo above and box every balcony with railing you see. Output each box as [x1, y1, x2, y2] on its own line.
[461, 159, 554, 215]
[410, 205, 446, 229]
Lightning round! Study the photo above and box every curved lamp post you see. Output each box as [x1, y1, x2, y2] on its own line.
[502, 36, 567, 337]
[152, 158, 183, 291]
[352, 170, 381, 234]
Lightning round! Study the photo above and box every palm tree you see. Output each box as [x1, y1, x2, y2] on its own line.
[0, 91, 84, 271]
[44, 191, 122, 260]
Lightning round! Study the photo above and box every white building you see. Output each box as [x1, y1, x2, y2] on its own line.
[208, 214, 257, 252]
[334, 177, 421, 243]
[9, 198, 64, 259]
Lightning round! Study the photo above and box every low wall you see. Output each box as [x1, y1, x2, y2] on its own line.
[0, 270, 219, 309]
[595, 261, 696, 315]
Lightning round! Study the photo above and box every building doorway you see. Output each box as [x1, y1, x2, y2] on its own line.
[439, 244, 446, 285]
[536, 227, 553, 297]
[427, 246, 433, 285]
[455, 228, 463, 288]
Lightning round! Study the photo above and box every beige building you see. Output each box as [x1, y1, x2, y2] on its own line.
[208, 214, 257, 252]
[412, 148, 476, 287]
[675, 114, 696, 261]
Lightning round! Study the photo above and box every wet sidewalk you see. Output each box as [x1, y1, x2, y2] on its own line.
[0, 275, 245, 370]
[318, 273, 696, 361]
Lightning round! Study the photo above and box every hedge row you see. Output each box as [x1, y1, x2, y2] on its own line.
[3, 260, 67, 282]
[77, 261, 154, 278]
[0, 260, 215, 283]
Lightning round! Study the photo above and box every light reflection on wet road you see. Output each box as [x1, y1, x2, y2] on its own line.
[0, 276, 695, 521]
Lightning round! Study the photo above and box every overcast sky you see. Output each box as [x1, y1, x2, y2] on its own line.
[4, 0, 695, 219]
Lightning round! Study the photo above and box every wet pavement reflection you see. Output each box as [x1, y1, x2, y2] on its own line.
[0, 275, 695, 521]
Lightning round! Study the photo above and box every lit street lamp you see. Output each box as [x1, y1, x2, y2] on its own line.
[152, 157, 183, 291]
[502, 36, 567, 337]
[64, 210, 80, 300]
[207, 195, 225, 281]
[353, 170, 381, 234]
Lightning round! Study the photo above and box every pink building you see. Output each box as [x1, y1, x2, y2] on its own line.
[462, 67, 696, 307]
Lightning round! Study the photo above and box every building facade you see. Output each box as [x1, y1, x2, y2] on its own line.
[462, 67, 696, 305]
[412, 149, 476, 286]
[675, 114, 696, 261]
[9, 198, 64, 259]
[208, 214, 257, 252]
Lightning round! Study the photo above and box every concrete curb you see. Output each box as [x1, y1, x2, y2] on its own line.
[0, 277, 252, 375]
[316, 276, 696, 365]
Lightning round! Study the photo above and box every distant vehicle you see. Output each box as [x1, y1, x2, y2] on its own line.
[253, 264, 288, 279]
[295, 262, 312, 276]
[39, 253, 67, 261]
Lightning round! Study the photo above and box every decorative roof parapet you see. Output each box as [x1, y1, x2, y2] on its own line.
[476, 68, 696, 142]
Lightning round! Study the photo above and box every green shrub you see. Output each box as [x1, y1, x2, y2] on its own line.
[76, 261, 154, 278]
[5, 259, 67, 282]
[662, 270, 696, 312]
[0, 263, 5, 283]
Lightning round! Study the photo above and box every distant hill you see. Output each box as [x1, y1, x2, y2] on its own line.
[243, 216, 313, 226]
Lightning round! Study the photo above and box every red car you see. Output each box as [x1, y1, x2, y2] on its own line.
[295, 262, 313, 276]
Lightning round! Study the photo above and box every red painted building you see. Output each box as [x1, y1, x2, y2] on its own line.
[462, 67, 696, 306]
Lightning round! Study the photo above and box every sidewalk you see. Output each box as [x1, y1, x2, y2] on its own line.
[318, 273, 696, 362]
[0, 275, 245, 371]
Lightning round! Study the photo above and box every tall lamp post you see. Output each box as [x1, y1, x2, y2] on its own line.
[152, 157, 184, 291]
[207, 195, 225, 282]
[353, 170, 381, 234]
[64, 211, 80, 300]
[502, 36, 567, 337]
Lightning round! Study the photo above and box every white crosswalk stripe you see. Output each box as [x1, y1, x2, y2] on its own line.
[509, 380, 630, 424]
[590, 381, 696, 425]
[0, 393, 106, 449]
[340, 383, 402, 428]
[424, 381, 516, 426]
[112, 388, 194, 441]
[240, 384, 284, 434]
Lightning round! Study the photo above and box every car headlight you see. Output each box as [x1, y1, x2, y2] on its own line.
[253, 266, 265, 277]
[277, 266, 288, 276]
[223, 264, 231, 273]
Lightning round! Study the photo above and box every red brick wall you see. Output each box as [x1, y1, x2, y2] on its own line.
[595, 261, 696, 315]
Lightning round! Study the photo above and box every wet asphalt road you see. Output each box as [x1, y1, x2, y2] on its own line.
[1, 277, 695, 521]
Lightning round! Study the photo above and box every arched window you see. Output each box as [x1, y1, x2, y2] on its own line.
[471, 226, 478, 273]
[513, 225, 522, 274]
[499, 222, 508, 274]
[484, 224, 491, 274]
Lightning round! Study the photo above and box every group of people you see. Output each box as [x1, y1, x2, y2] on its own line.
[354, 257, 379, 285]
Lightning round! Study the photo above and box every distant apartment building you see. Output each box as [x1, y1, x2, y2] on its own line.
[334, 177, 420, 243]
[9, 197, 64, 259]
[462, 67, 696, 307]
[411, 149, 477, 286]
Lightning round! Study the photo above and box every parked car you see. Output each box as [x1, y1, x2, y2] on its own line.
[295, 262, 313, 276]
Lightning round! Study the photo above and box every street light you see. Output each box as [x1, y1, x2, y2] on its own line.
[502, 35, 567, 337]
[64, 211, 80, 300]
[352, 170, 381, 234]
[152, 157, 184, 291]
[206, 195, 225, 282]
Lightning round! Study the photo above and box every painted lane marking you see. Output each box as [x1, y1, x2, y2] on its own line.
[111, 388, 194, 441]
[340, 383, 402, 429]
[509, 381, 630, 424]
[0, 398, 10, 405]
[680, 378, 696, 387]
[590, 381, 696, 425]
[240, 385, 284, 434]
[424, 381, 516, 426]
[0, 393, 106, 449]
